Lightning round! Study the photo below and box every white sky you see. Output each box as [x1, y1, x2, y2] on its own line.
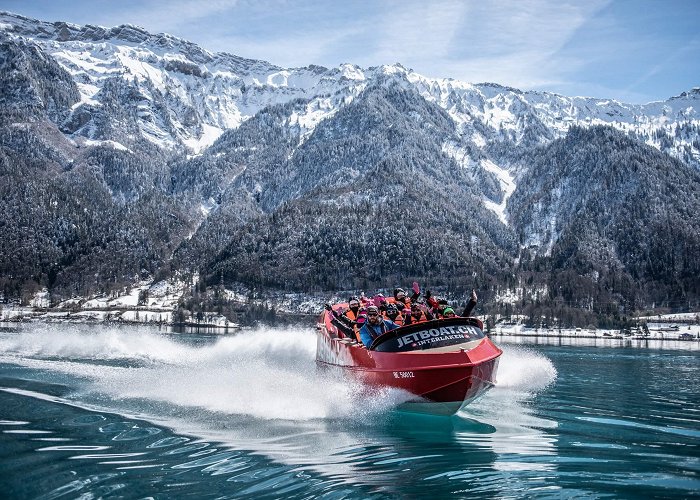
[2, 0, 698, 103]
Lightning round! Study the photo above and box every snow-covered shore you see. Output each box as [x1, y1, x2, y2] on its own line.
[0, 303, 236, 329]
[3, 303, 698, 343]
[2, 283, 698, 341]
[491, 322, 700, 341]
[0, 279, 237, 329]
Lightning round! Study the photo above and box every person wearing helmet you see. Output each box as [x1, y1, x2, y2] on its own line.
[358, 305, 400, 348]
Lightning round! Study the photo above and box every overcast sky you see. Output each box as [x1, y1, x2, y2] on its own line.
[2, 0, 698, 103]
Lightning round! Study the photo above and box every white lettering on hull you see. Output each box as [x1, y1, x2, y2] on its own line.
[396, 325, 481, 348]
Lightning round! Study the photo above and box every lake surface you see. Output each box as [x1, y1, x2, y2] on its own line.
[0, 323, 698, 499]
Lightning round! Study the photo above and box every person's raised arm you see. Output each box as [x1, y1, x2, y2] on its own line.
[462, 289, 478, 317]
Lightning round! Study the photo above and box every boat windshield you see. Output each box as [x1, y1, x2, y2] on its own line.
[370, 317, 486, 352]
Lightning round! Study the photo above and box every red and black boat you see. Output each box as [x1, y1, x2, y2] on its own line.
[316, 303, 502, 414]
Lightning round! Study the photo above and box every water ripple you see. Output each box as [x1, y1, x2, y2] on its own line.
[172, 451, 241, 470]
[576, 415, 700, 438]
[69, 452, 149, 460]
[162, 442, 211, 455]
[147, 436, 190, 448]
[37, 445, 111, 452]
[3, 429, 52, 434]
[36, 473, 123, 500]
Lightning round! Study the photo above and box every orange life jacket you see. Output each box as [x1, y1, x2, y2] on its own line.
[382, 310, 406, 326]
[407, 311, 430, 324]
[344, 308, 359, 321]
[395, 297, 411, 310]
[344, 308, 362, 342]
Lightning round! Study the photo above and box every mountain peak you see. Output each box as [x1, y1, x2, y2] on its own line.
[671, 87, 700, 100]
[475, 82, 524, 95]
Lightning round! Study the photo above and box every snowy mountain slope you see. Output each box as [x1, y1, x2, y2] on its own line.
[507, 126, 700, 310]
[2, 11, 698, 167]
[2, 11, 698, 243]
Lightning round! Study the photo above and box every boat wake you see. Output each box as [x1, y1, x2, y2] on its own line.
[0, 324, 413, 422]
[0, 324, 562, 481]
[0, 325, 556, 424]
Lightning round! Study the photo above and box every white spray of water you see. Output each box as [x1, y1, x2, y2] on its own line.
[455, 345, 559, 465]
[493, 344, 558, 392]
[0, 326, 556, 422]
[0, 325, 411, 421]
[0, 324, 190, 362]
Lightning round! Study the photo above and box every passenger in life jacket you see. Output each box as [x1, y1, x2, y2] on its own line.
[428, 289, 478, 318]
[425, 289, 449, 318]
[383, 302, 406, 326]
[393, 282, 421, 308]
[340, 297, 366, 342]
[394, 288, 409, 307]
[404, 302, 434, 325]
[324, 296, 366, 342]
[344, 296, 361, 322]
[358, 305, 399, 347]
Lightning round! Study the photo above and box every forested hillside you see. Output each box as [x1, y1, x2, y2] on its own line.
[508, 126, 700, 324]
[198, 83, 517, 295]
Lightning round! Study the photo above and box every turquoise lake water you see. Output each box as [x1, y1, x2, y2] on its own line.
[0, 324, 698, 498]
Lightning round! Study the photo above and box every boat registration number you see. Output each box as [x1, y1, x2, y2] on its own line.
[393, 371, 415, 379]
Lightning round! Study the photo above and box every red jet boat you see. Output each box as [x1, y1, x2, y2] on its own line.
[316, 303, 502, 414]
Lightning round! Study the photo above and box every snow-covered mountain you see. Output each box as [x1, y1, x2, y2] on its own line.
[1, 11, 699, 319]
[2, 11, 698, 161]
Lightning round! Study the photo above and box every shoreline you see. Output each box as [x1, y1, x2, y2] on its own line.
[489, 331, 699, 341]
[2, 306, 698, 342]
[0, 305, 237, 330]
[489, 323, 700, 342]
[0, 304, 318, 330]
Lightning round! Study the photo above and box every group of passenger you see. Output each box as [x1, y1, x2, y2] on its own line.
[325, 283, 478, 348]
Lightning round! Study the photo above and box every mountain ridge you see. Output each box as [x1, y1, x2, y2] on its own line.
[1, 12, 699, 324]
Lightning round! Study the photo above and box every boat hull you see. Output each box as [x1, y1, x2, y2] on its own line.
[316, 311, 502, 413]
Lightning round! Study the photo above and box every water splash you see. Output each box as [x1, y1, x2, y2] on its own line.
[0, 324, 190, 362]
[493, 344, 558, 392]
[0, 326, 555, 423]
[0, 325, 413, 421]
